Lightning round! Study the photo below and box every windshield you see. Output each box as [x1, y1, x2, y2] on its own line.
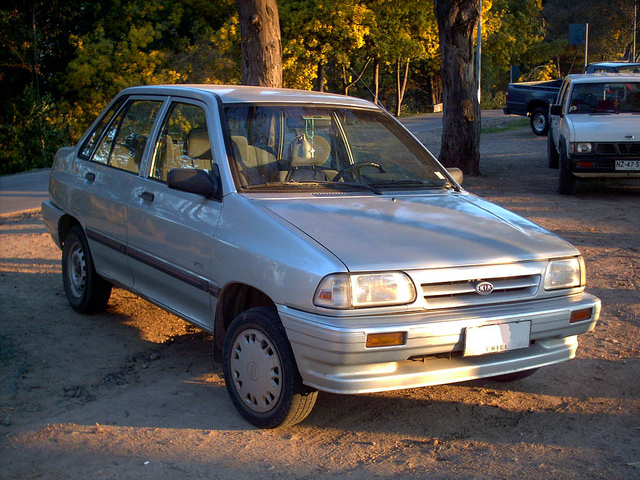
[223, 105, 452, 192]
[568, 82, 640, 114]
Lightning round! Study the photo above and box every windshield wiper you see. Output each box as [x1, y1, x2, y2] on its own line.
[366, 179, 451, 194]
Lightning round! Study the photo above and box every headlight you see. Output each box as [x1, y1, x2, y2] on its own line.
[314, 272, 416, 309]
[544, 257, 585, 290]
[572, 142, 593, 154]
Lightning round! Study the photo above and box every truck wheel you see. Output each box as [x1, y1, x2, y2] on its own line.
[62, 226, 112, 313]
[222, 306, 318, 428]
[558, 149, 578, 195]
[530, 108, 549, 136]
[547, 133, 559, 169]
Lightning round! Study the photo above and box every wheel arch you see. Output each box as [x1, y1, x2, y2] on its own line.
[58, 214, 83, 247]
[526, 99, 549, 116]
[213, 282, 276, 361]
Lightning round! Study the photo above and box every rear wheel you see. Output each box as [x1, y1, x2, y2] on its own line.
[530, 108, 549, 136]
[222, 306, 318, 428]
[62, 226, 112, 313]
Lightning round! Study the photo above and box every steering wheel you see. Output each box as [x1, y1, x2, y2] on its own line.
[333, 162, 385, 182]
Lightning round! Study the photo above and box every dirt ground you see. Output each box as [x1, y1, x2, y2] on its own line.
[1, 121, 639, 479]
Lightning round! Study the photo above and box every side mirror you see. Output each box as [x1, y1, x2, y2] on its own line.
[549, 104, 562, 117]
[447, 167, 463, 186]
[167, 165, 222, 200]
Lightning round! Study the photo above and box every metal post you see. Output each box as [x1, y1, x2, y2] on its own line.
[584, 23, 589, 71]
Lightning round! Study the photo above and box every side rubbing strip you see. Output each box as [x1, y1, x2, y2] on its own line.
[85, 227, 217, 297]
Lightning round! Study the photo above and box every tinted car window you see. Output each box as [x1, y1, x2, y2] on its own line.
[91, 100, 163, 173]
[151, 102, 212, 182]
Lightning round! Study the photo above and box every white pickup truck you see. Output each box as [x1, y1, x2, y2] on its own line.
[548, 73, 640, 194]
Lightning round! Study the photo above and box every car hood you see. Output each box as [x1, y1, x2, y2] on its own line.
[567, 114, 640, 142]
[257, 193, 577, 271]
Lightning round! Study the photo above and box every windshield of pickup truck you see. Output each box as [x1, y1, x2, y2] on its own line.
[569, 82, 640, 114]
[223, 105, 451, 192]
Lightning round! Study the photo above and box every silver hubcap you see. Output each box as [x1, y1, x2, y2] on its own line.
[230, 329, 283, 413]
[67, 242, 87, 298]
[533, 114, 545, 131]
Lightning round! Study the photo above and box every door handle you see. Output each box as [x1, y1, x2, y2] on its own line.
[139, 191, 154, 202]
[85, 172, 95, 182]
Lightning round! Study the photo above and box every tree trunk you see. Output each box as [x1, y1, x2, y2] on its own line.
[395, 58, 410, 117]
[434, 0, 481, 175]
[317, 62, 325, 92]
[236, 0, 282, 87]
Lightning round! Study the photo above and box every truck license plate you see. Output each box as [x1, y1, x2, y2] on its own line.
[463, 321, 531, 357]
[615, 160, 640, 171]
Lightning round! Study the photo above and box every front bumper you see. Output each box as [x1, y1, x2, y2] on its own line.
[279, 293, 600, 394]
[569, 155, 640, 178]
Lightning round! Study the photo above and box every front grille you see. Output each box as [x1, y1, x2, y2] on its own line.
[421, 274, 541, 309]
[595, 142, 640, 156]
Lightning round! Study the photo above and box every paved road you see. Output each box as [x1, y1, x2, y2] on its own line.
[0, 169, 50, 216]
[0, 110, 512, 215]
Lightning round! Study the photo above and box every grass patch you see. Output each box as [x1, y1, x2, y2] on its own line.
[482, 118, 529, 134]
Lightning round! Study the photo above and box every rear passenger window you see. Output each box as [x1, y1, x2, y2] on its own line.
[151, 102, 212, 182]
[91, 100, 163, 174]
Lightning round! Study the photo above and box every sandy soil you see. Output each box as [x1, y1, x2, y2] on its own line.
[1, 123, 639, 479]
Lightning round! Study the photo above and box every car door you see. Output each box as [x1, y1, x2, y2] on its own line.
[127, 98, 223, 329]
[72, 96, 165, 287]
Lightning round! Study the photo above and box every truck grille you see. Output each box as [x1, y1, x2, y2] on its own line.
[596, 143, 640, 156]
[421, 274, 541, 309]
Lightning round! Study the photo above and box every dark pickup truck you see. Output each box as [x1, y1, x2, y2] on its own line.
[504, 62, 640, 136]
[504, 79, 562, 136]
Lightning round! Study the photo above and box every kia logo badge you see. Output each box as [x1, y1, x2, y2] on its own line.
[475, 282, 494, 295]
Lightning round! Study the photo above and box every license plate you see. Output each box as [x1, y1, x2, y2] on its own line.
[463, 321, 531, 357]
[615, 160, 640, 171]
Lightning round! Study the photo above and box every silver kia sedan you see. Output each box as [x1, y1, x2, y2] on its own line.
[42, 85, 600, 428]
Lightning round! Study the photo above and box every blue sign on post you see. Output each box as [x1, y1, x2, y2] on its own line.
[569, 24, 586, 45]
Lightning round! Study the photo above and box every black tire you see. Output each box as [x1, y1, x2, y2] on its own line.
[558, 147, 578, 195]
[62, 226, 112, 313]
[222, 306, 318, 428]
[490, 367, 539, 382]
[530, 108, 549, 136]
[547, 132, 559, 169]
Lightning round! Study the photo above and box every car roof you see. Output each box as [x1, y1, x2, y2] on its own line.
[566, 73, 640, 83]
[588, 62, 640, 68]
[119, 84, 378, 109]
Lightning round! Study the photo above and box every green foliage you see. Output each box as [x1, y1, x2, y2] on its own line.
[2, 0, 638, 174]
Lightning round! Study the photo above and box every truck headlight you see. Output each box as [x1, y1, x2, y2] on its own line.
[314, 272, 416, 309]
[544, 257, 585, 290]
[571, 142, 593, 154]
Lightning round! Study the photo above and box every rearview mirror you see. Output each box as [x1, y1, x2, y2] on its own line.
[549, 104, 562, 116]
[447, 167, 463, 186]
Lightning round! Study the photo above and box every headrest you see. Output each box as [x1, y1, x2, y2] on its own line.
[289, 134, 330, 167]
[186, 128, 211, 159]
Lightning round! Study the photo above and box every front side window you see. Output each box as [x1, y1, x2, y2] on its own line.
[91, 100, 163, 173]
[223, 105, 451, 192]
[151, 102, 212, 182]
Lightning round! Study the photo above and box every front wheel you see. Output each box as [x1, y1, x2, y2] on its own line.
[62, 226, 112, 313]
[558, 148, 578, 195]
[530, 108, 549, 136]
[547, 132, 559, 169]
[222, 307, 318, 428]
